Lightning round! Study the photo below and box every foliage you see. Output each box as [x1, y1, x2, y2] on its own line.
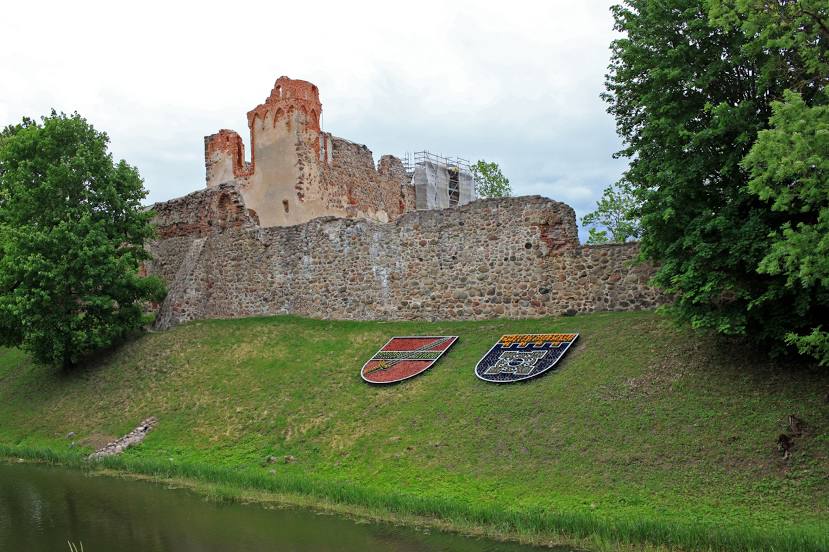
[0, 112, 165, 367]
[708, 0, 829, 92]
[742, 91, 829, 365]
[581, 182, 641, 244]
[469, 160, 512, 198]
[0, 312, 827, 551]
[603, 0, 829, 362]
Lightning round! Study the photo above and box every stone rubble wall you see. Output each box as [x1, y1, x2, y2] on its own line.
[146, 184, 260, 286]
[322, 136, 413, 222]
[147, 192, 665, 329]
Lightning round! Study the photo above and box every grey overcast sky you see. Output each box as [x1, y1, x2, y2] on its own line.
[0, 0, 624, 239]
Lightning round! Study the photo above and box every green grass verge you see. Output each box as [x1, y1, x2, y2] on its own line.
[1, 311, 827, 551]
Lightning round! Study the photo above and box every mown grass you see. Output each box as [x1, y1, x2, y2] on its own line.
[1, 311, 827, 551]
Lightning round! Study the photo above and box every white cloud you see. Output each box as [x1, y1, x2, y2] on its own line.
[0, 0, 626, 239]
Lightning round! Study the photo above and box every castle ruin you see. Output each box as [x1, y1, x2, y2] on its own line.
[202, 76, 475, 227]
[146, 77, 664, 328]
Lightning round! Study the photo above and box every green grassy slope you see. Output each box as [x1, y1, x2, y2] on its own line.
[1, 311, 827, 550]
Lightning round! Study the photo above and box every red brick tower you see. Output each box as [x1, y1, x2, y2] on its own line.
[247, 76, 322, 134]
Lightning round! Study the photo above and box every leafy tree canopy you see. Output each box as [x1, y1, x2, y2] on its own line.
[581, 182, 642, 244]
[0, 111, 165, 367]
[742, 91, 829, 365]
[470, 160, 512, 198]
[603, 0, 828, 363]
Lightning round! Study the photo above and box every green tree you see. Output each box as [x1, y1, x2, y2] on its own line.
[742, 92, 829, 365]
[581, 182, 641, 244]
[604, 0, 828, 362]
[470, 160, 512, 198]
[0, 112, 165, 368]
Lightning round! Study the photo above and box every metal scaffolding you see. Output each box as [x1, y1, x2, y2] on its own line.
[402, 151, 473, 176]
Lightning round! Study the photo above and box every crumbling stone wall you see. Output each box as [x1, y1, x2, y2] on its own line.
[321, 137, 414, 223]
[379, 154, 416, 213]
[147, 194, 664, 329]
[145, 184, 259, 289]
[152, 183, 259, 239]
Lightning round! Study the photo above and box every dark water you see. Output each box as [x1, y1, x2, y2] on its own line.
[0, 462, 559, 552]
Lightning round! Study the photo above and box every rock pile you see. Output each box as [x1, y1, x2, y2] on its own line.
[88, 417, 157, 461]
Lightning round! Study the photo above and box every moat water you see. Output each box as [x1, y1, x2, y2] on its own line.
[0, 462, 563, 552]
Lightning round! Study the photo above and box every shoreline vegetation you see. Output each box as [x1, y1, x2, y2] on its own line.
[2, 448, 826, 552]
[1, 312, 827, 551]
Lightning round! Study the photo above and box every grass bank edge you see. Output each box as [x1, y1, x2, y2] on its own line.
[1, 443, 825, 552]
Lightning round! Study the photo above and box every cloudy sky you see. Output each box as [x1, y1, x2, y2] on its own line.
[1, 1, 625, 240]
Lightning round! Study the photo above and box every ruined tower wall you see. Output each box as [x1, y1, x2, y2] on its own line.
[241, 106, 328, 227]
[147, 193, 664, 329]
[199, 76, 415, 228]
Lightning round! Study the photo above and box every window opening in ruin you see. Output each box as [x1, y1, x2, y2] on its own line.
[448, 167, 460, 207]
[282, 200, 290, 214]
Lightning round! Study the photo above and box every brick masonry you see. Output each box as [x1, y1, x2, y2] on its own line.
[146, 187, 665, 329]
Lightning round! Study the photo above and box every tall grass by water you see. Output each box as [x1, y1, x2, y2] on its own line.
[2, 444, 825, 552]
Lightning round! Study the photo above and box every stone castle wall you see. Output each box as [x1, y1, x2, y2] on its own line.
[146, 189, 664, 329]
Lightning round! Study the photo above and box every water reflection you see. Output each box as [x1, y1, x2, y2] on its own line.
[0, 462, 562, 552]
